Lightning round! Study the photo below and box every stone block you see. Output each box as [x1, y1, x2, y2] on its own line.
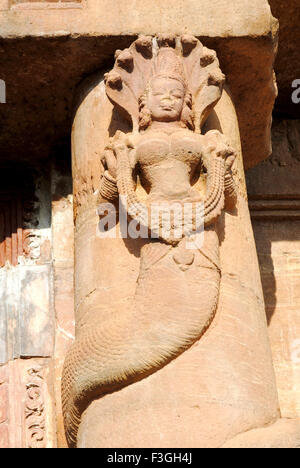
[222, 418, 300, 448]
[291, 276, 300, 305]
[247, 120, 300, 200]
[53, 266, 74, 448]
[4, 358, 57, 448]
[0, 265, 54, 365]
[0, 364, 8, 384]
[269, 0, 300, 117]
[288, 256, 300, 274]
[0, 384, 8, 424]
[0, 0, 275, 37]
[19, 265, 54, 358]
[52, 196, 74, 263]
[0, 424, 9, 448]
[0, 0, 277, 169]
[0, 0, 8, 10]
[248, 120, 300, 419]
[261, 272, 292, 308]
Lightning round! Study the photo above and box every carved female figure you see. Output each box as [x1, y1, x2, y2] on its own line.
[62, 35, 237, 448]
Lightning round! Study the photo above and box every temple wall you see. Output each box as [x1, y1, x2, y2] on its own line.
[0, 165, 56, 447]
[0, 0, 274, 37]
[51, 118, 300, 445]
[247, 119, 300, 419]
[0, 163, 74, 448]
[51, 166, 75, 448]
[0, 0, 299, 449]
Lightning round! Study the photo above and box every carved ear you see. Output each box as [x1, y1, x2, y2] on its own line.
[180, 36, 225, 133]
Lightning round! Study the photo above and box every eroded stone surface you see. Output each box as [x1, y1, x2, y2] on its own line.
[247, 120, 300, 200]
[0, 1, 277, 170]
[65, 35, 280, 448]
[0, 364, 9, 448]
[0, 0, 275, 38]
[222, 418, 300, 448]
[51, 167, 75, 448]
[0, 0, 297, 450]
[247, 120, 300, 420]
[0, 266, 54, 364]
[64, 35, 237, 448]
[0, 359, 56, 448]
[269, 0, 300, 117]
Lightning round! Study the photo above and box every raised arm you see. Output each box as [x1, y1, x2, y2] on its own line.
[99, 131, 138, 202]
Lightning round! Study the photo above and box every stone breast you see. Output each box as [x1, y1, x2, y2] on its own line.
[136, 131, 201, 167]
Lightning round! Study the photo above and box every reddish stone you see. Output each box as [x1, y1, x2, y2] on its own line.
[0, 424, 9, 448]
[0, 365, 8, 385]
[0, 384, 8, 424]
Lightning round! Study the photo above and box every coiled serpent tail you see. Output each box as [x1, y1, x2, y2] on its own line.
[62, 252, 220, 448]
[62, 149, 224, 448]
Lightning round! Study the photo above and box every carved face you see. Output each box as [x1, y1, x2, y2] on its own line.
[147, 77, 185, 122]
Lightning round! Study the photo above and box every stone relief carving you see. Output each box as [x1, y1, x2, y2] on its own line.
[0, 200, 41, 268]
[0, 173, 49, 268]
[25, 367, 46, 449]
[62, 34, 237, 448]
[23, 232, 42, 262]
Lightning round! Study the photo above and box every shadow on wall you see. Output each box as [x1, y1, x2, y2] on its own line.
[50, 139, 73, 203]
[251, 221, 300, 326]
[246, 119, 300, 325]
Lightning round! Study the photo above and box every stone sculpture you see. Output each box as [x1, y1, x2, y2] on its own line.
[62, 34, 238, 448]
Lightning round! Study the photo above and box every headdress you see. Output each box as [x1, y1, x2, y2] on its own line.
[104, 34, 225, 133]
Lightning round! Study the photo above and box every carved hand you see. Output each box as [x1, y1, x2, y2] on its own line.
[101, 145, 117, 179]
[103, 131, 137, 176]
[202, 130, 236, 172]
[225, 153, 236, 172]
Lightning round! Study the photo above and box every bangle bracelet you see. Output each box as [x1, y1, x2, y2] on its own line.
[99, 171, 119, 201]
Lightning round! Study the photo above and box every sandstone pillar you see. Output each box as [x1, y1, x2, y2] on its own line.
[62, 21, 288, 446]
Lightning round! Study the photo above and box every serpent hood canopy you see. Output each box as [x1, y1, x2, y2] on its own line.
[104, 34, 225, 133]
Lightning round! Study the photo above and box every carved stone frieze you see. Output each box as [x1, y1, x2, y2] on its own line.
[0, 168, 51, 268]
[25, 367, 46, 449]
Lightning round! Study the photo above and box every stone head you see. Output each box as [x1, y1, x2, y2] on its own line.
[139, 75, 194, 130]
